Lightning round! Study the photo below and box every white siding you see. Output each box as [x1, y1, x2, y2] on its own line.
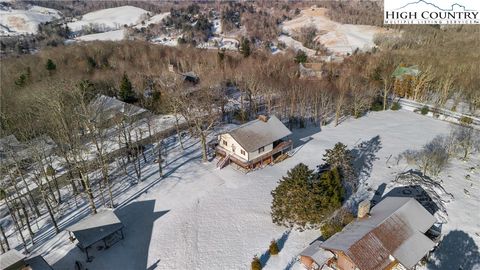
[248, 143, 273, 161]
[218, 134, 249, 161]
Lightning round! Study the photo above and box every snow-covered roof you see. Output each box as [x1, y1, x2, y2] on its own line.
[89, 95, 148, 121]
[299, 240, 333, 266]
[227, 115, 292, 152]
[0, 134, 57, 166]
[66, 209, 123, 248]
[0, 249, 25, 269]
[321, 197, 436, 270]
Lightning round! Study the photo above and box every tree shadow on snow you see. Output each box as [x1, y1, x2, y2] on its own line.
[382, 184, 439, 215]
[371, 183, 387, 207]
[260, 230, 291, 267]
[289, 125, 321, 154]
[428, 230, 480, 270]
[53, 200, 168, 270]
[350, 135, 382, 184]
[277, 230, 291, 252]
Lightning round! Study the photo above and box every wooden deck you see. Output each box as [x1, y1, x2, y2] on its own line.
[215, 140, 293, 170]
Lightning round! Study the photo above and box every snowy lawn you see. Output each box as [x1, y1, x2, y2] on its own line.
[22, 110, 480, 270]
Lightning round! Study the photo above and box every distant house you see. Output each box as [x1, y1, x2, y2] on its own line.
[179, 71, 199, 85]
[299, 62, 324, 79]
[0, 134, 57, 167]
[0, 249, 53, 270]
[215, 115, 293, 170]
[89, 94, 150, 124]
[299, 197, 437, 270]
[66, 209, 124, 261]
[392, 65, 420, 81]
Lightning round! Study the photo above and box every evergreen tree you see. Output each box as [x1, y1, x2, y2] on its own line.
[251, 255, 262, 270]
[240, 38, 251, 57]
[294, 50, 307, 63]
[46, 59, 56, 74]
[269, 240, 279, 255]
[15, 74, 27, 87]
[322, 142, 356, 191]
[271, 163, 346, 229]
[119, 73, 136, 103]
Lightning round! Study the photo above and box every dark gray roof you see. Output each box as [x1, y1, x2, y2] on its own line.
[25, 255, 53, 270]
[0, 249, 25, 269]
[227, 115, 291, 152]
[89, 95, 148, 122]
[66, 210, 123, 248]
[321, 197, 436, 270]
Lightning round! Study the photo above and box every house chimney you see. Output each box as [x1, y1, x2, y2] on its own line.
[357, 200, 371, 219]
[258, 115, 269, 122]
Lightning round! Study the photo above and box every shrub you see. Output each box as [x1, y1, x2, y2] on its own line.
[251, 255, 262, 270]
[459, 116, 473, 126]
[46, 165, 56, 176]
[321, 221, 343, 239]
[294, 50, 307, 63]
[321, 208, 354, 239]
[420, 106, 429, 115]
[269, 240, 279, 255]
[391, 102, 401, 110]
[370, 97, 383, 111]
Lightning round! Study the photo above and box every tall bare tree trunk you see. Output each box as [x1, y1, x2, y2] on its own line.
[0, 225, 9, 251]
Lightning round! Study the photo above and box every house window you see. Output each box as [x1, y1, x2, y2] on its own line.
[240, 149, 245, 155]
[223, 140, 227, 146]
[258, 146, 265, 153]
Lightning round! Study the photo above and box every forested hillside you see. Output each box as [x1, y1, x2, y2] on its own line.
[1, 23, 479, 139]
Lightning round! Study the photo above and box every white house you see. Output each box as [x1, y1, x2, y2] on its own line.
[215, 115, 292, 170]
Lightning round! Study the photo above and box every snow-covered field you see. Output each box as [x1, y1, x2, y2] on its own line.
[68, 6, 148, 34]
[75, 29, 125, 41]
[0, 5, 61, 36]
[281, 7, 388, 56]
[14, 110, 478, 270]
[134, 12, 170, 29]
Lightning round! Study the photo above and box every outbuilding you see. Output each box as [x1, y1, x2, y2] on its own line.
[66, 209, 124, 261]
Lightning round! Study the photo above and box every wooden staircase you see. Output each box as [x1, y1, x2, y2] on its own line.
[217, 154, 230, 169]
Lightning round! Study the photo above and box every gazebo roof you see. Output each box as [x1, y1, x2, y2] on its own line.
[0, 249, 25, 270]
[66, 209, 123, 248]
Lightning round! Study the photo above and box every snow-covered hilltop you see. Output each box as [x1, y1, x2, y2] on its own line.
[281, 7, 387, 57]
[68, 5, 149, 34]
[0, 5, 61, 36]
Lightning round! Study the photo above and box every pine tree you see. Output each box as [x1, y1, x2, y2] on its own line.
[240, 38, 251, 57]
[269, 240, 279, 255]
[323, 142, 356, 191]
[119, 73, 136, 103]
[45, 59, 56, 74]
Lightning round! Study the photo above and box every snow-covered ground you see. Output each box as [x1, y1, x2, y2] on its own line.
[197, 37, 239, 51]
[9, 110, 478, 270]
[75, 29, 125, 41]
[134, 12, 170, 29]
[0, 5, 61, 36]
[281, 7, 388, 56]
[68, 6, 149, 34]
[151, 35, 179, 47]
